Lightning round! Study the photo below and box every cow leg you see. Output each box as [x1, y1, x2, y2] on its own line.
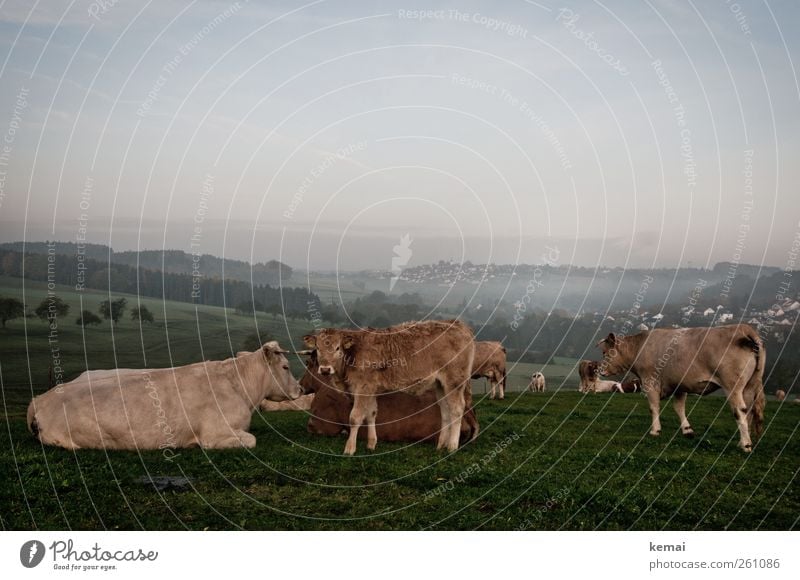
[200, 430, 256, 449]
[727, 384, 753, 452]
[497, 375, 505, 399]
[488, 380, 496, 400]
[489, 380, 496, 399]
[672, 392, 694, 437]
[364, 396, 378, 452]
[435, 384, 452, 450]
[344, 395, 368, 456]
[644, 382, 662, 436]
[444, 387, 467, 452]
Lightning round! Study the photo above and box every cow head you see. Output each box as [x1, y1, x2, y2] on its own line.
[303, 330, 356, 378]
[596, 332, 629, 376]
[298, 350, 324, 394]
[261, 341, 304, 401]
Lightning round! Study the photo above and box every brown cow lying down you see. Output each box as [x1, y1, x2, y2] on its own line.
[472, 341, 507, 400]
[27, 342, 302, 450]
[597, 324, 765, 452]
[301, 352, 479, 445]
[619, 378, 642, 393]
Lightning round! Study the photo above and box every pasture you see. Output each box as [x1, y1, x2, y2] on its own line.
[0, 275, 312, 415]
[1, 393, 798, 530]
[1, 276, 798, 531]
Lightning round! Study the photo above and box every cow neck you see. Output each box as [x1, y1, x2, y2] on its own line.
[235, 351, 270, 409]
[621, 333, 647, 377]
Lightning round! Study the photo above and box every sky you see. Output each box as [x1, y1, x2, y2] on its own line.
[0, 0, 798, 271]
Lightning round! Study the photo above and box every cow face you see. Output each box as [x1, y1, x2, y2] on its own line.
[262, 341, 304, 401]
[303, 331, 355, 378]
[596, 333, 627, 376]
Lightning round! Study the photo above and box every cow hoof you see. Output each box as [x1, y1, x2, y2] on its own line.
[650, 430, 661, 437]
[741, 444, 753, 453]
[683, 429, 695, 439]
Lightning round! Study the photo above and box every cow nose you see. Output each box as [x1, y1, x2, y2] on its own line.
[318, 366, 333, 376]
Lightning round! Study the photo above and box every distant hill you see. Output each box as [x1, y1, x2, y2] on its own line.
[0, 241, 291, 285]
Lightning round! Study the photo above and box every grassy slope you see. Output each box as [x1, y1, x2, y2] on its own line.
[1, 393, 797, 530]
[1, 277, 798, 531]
[0, 276, 313, 417]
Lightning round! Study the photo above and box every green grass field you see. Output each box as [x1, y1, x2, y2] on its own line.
[1, 276, 798, 531]
[0, 275, 313, 417]
[1, 394, 797, 530]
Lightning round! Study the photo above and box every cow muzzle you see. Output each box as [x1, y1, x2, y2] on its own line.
[318, 365, 334, 376]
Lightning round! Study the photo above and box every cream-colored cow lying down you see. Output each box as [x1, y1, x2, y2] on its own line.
[27, 342, 302, 450]
[590, 380, 623, 394]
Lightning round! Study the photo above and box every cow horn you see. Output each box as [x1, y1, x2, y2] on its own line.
[293, 349, 315, 355]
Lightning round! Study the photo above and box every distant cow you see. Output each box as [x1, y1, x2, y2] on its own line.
[302, 352, 479, 444]
[303, 320, 475, 454]
[578, 360, 600, 393]
[27, 342, 303, 450]
[528, 372, 546, 392]
[591, 380, 623, 393]
[597, 324, 765, 452]
[775, 389, 786, 402]
[472, 341, 507, 400]
[619, 378, 641, 393]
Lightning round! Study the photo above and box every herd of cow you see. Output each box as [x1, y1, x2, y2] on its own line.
[27, 320, 767, 455]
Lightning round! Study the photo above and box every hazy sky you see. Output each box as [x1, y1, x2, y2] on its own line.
[0, 0, 798, 270]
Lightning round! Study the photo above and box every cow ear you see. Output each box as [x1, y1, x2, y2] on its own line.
[262, 341, 288, 359]
[303, 334, 317, 349]
[342, 335, 356, 350]
[606, 332, 617, 346]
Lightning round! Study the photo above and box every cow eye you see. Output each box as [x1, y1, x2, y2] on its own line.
[282, 365, 289, 370]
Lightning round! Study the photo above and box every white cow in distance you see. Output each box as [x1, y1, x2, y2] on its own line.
[528, 372, 546, 392]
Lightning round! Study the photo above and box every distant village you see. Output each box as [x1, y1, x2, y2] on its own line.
[345, 260, 798, 342]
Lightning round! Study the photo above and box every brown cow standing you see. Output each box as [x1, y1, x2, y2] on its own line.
[597, 324, 765, 452]
[301, 352, 479, 444]
[578, 360, 600, 393]
[303, 320, 475, 455]
[472, 341, 507, 400]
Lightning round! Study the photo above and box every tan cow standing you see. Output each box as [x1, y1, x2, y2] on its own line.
[303, 319, 475, 455]
[597, 324, 765, 452]
[528, 372, 546, 392]
[27, 342, 302, 450]
[472, 341, 507, 400]
[578, 360, 600, 393]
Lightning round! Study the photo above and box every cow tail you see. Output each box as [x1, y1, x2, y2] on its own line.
[27, 400, 40, 440]
[741, 332, 766, 439]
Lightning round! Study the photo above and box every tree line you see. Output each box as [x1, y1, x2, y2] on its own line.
[0, 249, 320, 315]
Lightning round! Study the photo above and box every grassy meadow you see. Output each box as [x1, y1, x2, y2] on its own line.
[1, 276, 798, 531]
